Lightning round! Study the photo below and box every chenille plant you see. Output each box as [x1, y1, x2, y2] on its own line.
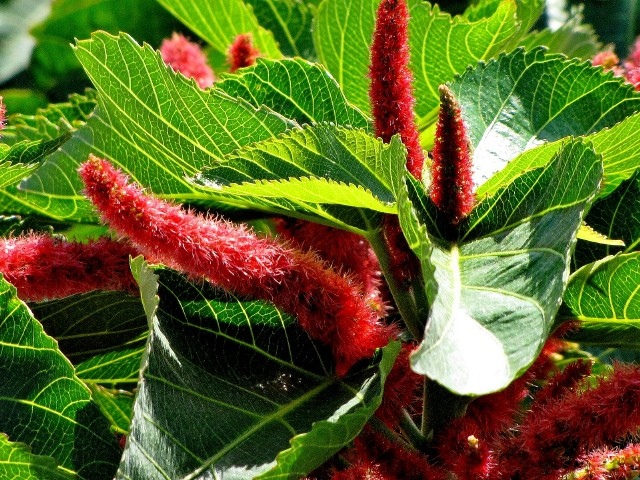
[2, 0, 640, 478]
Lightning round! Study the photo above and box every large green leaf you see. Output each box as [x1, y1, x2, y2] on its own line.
[117, 258, 397, 479]
[215, 57, 369, 128]
[1, 32, 291, 221]
[244, 0, 315, 59]
[401, 140, 602, 395]
[0, 435, 75, 480]
[156, 0, 282, 58]
[30, 291, 147, 385]
[195, 125, 404, 233]
[449, 47, 640, 192]
[0, 276, 121, 479]
[563, 252, 640, 348]
[313, 0, 520, 123]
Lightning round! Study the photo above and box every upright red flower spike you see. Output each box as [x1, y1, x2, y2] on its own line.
[430, 84, 475, 227]
[228, 33, 260, 73]
[160, 33, 215, 89]
[0, 96, 5, 131]
[79, 156, 395, 376]
[0, 235, 139, 302]
[369, 0, 424, 180]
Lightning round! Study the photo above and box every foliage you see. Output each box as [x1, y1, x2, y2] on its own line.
[1, 0, 640, 478]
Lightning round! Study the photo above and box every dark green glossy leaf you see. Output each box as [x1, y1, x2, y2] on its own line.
[117, 258, 397, 479]
[215, 57, 369, 128]
[0, 276, 121, 479]
[402, 140, 601, 395]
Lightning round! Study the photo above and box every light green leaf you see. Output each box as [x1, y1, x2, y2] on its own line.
[0, 435, 76, 480]
[563, 252, 640, 348]
[88, 385, 135, 435]
[156, 0, 282, 58]
[2, 32, 291, 221]
[0, 276, 121, 479]
[407, 140, 602, 395]
[117, 260, 396, 479]
[314, 0, 520, 122]
[451, 47, 640, 192]
[215, 57, 369, 128]
[244, 0, 315, 59]
[195, 125, 404, 233]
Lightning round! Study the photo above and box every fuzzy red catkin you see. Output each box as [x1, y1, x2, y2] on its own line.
[79, 156, 395, 376]
[160, 33, 215, 89]
[0, 235, 139, 302]
[430, 85, 475, 227]
[228, 33, 260, 73]
[369, 0, 424, 180]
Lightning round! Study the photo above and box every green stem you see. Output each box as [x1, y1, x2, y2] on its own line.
[422, 378, 471, 440]
[399, 409, 427, 450]
[367, 227, 424, 341]
[369, 416, 419, 454]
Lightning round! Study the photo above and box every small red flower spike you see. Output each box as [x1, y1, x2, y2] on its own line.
[228, 34, 260, 73]
[430, 85, 475, 227]
[0, 96, 5, 131]
[79, 156, 395, 376]
[0, 235, 139, 302]
[160, 33, 215, 89]
[369, 0, 424, 180]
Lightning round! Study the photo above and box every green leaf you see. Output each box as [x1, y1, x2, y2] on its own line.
[0, 134, 71, 188]
[88, 385, 135, 435]
[563, 252, 640, 348]
[575, 169, 640, 266]
[155, 0, 282, 58]
[0, 88, 48, 115]
[452, 47, 640, 193]
[195, 125, 405, 233]
[244, 0, 315, 59]
[0, 276, 121, 479]
[117, 259, 396, 479]
[215, 57, 369, 128]
[0, 435, 76, 480]
[30, 291, 147, 385]
[314, 0, 520, 121]
[30, 0, 179, 96]
[407, 139, 602, 395]
[2, 32, 291, 221]
[518, 7, 601, 60]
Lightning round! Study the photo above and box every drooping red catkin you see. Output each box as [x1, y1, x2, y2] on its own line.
[569, 444, 640, 479]
[275, 218, 386, 314]
[0, 235, 139, 302]
[497, 365, 640, 478]
[228, 33, 260, 73]
[430, 85, 475, 227]
[79, 156, 394, 376]
[160, 33, 215, 89]
[369, 0, 424, 180]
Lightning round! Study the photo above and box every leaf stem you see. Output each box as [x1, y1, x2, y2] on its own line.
[421, 378, 471, 441]
[367, 228, 423, 340]
[369, 416, 419, 454]
[399, 409, 427, 450]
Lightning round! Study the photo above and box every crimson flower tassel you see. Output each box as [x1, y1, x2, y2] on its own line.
[79, 156, 395, 376]
[369, 0, 424, 180]
[228, 34, 260, 73]
[0, 235, 139, 302]
[430, 85, 475, 229]
[160, 33, 215, 89]
[0, 96, 5, 131]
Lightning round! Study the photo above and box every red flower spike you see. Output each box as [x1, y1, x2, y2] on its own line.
[369, 0, 424, 180]
[79, 156, 395, 376]
[228, 34, 260, 73]
[572, 444, 640, 479]
[430, 84, 475, 227]
[275, 218, 387, 314]
[0, 96, 5, 131]
[625, 36, 640, 68]
[0, 235, 139, 302]
[160, 33, 215, 89]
